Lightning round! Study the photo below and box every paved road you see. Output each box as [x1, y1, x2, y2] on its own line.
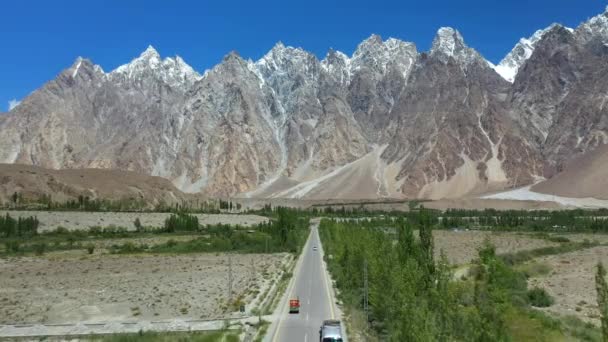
[267, 221, 344, 342]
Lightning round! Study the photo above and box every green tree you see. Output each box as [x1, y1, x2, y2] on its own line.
[596, 262, 608, 341]
[133, 217, 143, 232]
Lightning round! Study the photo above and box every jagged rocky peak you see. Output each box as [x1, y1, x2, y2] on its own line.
[350, 34, 418, 78]
[495, 23, 572, 82]
[208, 50, 256, 79]
[113, 45, 161, 75]
[320, 48, 351, 85]
[253, 41, 321, 108]
[63, 57, 105, 82]
[110, 45, 201, 87]
[576, 6, 608, 43]
[430, 27, 466, 58]
[430, 27, 489, 67]
[321, 48, 350, 68]
[255, 41, 319, 77]
[215, 50, 248, 71]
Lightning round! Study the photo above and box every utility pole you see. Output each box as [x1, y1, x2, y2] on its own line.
[364, 259, 369, 325]
[228, 254, 233, 305]
[250, 257, 255, 284]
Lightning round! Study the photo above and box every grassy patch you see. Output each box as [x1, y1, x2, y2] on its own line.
[516, 261, 552, 278]
[253, 319, 270, 342]
[505, 307, 567, 342]
[499, 241, 600, 266]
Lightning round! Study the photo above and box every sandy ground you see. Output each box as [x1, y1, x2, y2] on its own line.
[550, 233, 608, 245]
[425, 198, 564, 210]
[481, 186, 608, 208]
[532, 144, 608, 200]
[528, 245, 608, 325]
[0, 163, 193, 206]
[433, 230, 559, 265]
[0, 211, 269, 232]
[0, 253, 288, 324]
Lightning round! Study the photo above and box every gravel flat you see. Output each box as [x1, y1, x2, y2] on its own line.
[0, 252, 288, 324]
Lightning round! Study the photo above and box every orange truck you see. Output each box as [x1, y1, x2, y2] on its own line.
[289, 298, 300, 314]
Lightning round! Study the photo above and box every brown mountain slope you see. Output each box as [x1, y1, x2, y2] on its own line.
[531, 144, 608, 199]
[0, 164, 190, 206]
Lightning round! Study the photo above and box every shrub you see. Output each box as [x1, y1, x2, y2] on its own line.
[528, 287, 554, 307]
[85, 244, 95, 254]
[5, 241, 21, 253]
[548, 236, 570, 243]
[33, 242, 47, 255]
[111, 242, 145, 254]
[134, 218, 143, 232]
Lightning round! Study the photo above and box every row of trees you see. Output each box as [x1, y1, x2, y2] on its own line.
[218, 200, 242, 211]
[443, 208, 608, 218]
[439, 208, 608, 232]
[130, 207, 309, 254]
[0, 213, 39, 238]
[163, 213, 200, 232]
[2, 192, 225, 213]
[319, 211, 567, 340]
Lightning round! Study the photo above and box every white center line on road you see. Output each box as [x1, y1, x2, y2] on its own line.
[305, 333, 308, 342]
[307, 312, 309, 321]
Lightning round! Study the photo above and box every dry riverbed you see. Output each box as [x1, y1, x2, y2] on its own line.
[0, 252, 289, 324]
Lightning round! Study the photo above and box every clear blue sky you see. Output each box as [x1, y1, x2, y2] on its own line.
[2, 0, 606, 111]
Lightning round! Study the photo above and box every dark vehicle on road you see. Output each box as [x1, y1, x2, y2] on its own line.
[319, 319, 343, 342]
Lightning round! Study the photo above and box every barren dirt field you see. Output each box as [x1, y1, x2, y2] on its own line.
[550, 232, 608, 244]
[433, 230, 559, 265]
[0, 211, 269, 232]
[528, 245, 608, 325]
[0, 253, 288, 324]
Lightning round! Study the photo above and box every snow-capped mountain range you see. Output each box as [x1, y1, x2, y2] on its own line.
[2, 7, 608, 200]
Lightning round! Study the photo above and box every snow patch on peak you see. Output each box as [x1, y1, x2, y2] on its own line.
[430, 27, 489, 67]
[577, 8, 608, 43]
[72, 57, 83, 78]
[111, 46, 201, 86]
[255, 42, 318, 81]
[259, 42, 312, 65]
[320, 48, 351, 85]
[494, 23, 569, 82]
[141, 45, 161, 59]
[113, 46, 162, 76]
[360, 34, 383, 46]
[272, 41, 286, 50]
[431, 27, 464, 57]
[68, 57, 106, 79]
[350, 34, 418, 80]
